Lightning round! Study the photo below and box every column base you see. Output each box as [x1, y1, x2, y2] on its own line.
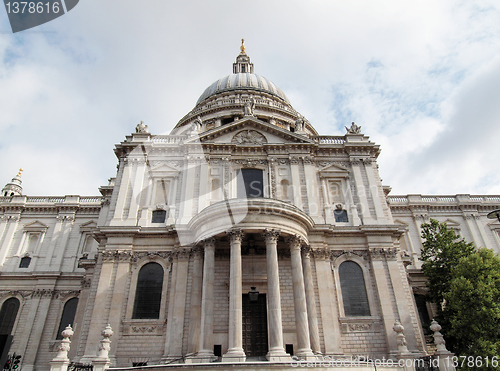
[295, 349, 318, 361]
[222, 348, 246, 363]
[266, 348, 291, 362]
[190, 350, 218, 363]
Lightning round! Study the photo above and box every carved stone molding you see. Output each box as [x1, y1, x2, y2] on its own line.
[311, 248, 329, 260]
[191, 245, 204, 258]
[81, 277, 92, 289]
[263, 229, 280, 244]
[369, 248, 398, 260]
[56, 215, 75, 222]
[131, 251, 172, 263]
[285, 234, 303, 251]
[122, 320, 166, 336]
[203, 237, 216, 250]
[232, 159, 267, 168]
[330, 250, 370, 262]
[232, 130, 267, 145]
[173, 248, 191, 261]
[301, 245, 312, 259]
[227, 228, 244, 244]
[340, 318, 380, 333]
[0, 290, 33, 299]
[1, 215, 20, 221]
[101, 250, 134, 262]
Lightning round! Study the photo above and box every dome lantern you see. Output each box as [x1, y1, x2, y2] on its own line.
[233, 39, 254, 74]
[2, 168, 23, 197]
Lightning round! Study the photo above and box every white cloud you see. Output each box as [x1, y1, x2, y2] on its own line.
[0, 0, 500, 195]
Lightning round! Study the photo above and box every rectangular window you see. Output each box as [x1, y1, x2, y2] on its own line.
[237, 169, 264, 198]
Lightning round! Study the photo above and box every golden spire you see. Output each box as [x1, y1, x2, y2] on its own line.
[240, 39, 246, 54]
[17, 168, 23, 177]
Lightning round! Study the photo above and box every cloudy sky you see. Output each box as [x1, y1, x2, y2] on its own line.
[1, 0, 499, 196]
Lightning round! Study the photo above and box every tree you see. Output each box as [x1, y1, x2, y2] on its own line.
[444, 248, 500, 364]
[420, 219, 475, 310]
[420, 219, 500, 367]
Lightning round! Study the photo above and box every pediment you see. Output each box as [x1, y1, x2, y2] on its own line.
[79, 220, 98, 232]
[319, 163, 350, 177]
[443, 219, 461, 228]
[149, 162, 181, 176]
[394, 219, 409, 227]
[191, 117, 315, 145]
[23, 220, 49, 230]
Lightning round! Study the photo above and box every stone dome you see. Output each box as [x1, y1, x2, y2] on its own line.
[196, 73, 290, 106]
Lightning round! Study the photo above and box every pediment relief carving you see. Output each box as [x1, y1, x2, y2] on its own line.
[195, 118, 314, 145]
[231, 130, 267, 145]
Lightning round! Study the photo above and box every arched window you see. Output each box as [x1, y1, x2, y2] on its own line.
[0, 298, 20, 335]
[237, 169, 264, 198]
[152, 209, 167, 223]
[132, 263, 164, 319]
[56, 298, 79, 340]
[339, 261, 370, 316]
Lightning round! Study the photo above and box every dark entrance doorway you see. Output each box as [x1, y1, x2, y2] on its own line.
[242, 293, 268, 358]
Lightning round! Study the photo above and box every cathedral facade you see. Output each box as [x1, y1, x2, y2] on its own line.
[1, 44, 500, 370]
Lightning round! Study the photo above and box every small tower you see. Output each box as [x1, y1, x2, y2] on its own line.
[2, 168, 23, 197]
[233, 39, 254, 74]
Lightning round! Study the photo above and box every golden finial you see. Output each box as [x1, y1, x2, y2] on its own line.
[240, 39, 246, 54]
[17, 168, 23, 177]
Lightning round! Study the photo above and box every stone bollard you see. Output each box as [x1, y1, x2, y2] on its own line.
[50, 325, 74, 371]
[430, 320, 456, 371]
[92, 324, 114, 371]
[393, 321, 415, 371]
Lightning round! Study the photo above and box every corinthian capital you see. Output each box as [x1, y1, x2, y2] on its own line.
[263, 229, 280, 244]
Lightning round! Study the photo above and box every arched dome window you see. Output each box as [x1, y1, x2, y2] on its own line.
[132, 263, 164, 319]
[0, 298, 20, 335]
[339, 261, 370, 316]
[56, 298, 79, 339]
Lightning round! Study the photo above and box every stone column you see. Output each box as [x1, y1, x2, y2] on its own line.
[302, 246, 321, 354]
[187, 247, 203, 355]
[222, 229, 246, 362]
[264, 229, 289, 362]
[288, 236, 315, 359]
[196, 238, 217, 362]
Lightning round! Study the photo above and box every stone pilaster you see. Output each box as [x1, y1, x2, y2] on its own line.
[264, 229, 289, 361]
[196, 238, 217, 362]
[288, 236, 315, 359]
[163, 248, 190, 360]
[222, 229, 246, 362]
[302, 246, 321, 354]
[187, 246, 203, 354]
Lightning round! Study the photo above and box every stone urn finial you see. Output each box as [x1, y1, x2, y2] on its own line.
[393, 321, 410, 354]
[54, 325, 74, 360]
[430, 319, 449, 352]
[97, 324, 114, 359]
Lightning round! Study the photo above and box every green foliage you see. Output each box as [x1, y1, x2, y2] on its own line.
[444, 248, 500, 366]
[420, 219, 475, 307]
[420, 219, 500, 368]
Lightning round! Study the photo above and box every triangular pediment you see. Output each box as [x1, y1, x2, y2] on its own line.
[190, 117, 315, 145]
[394, 219, 409, 227]
[80, 220, 98, 232]
[319, 162, 350, 177]
[149, 162, 181, 174]
[443, 219, 460, 227]
[23, 220, 49, 230]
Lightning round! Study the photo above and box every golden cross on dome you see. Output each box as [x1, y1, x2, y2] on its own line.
[17, 168, 23, 177]
[240, 39, 246, 54]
